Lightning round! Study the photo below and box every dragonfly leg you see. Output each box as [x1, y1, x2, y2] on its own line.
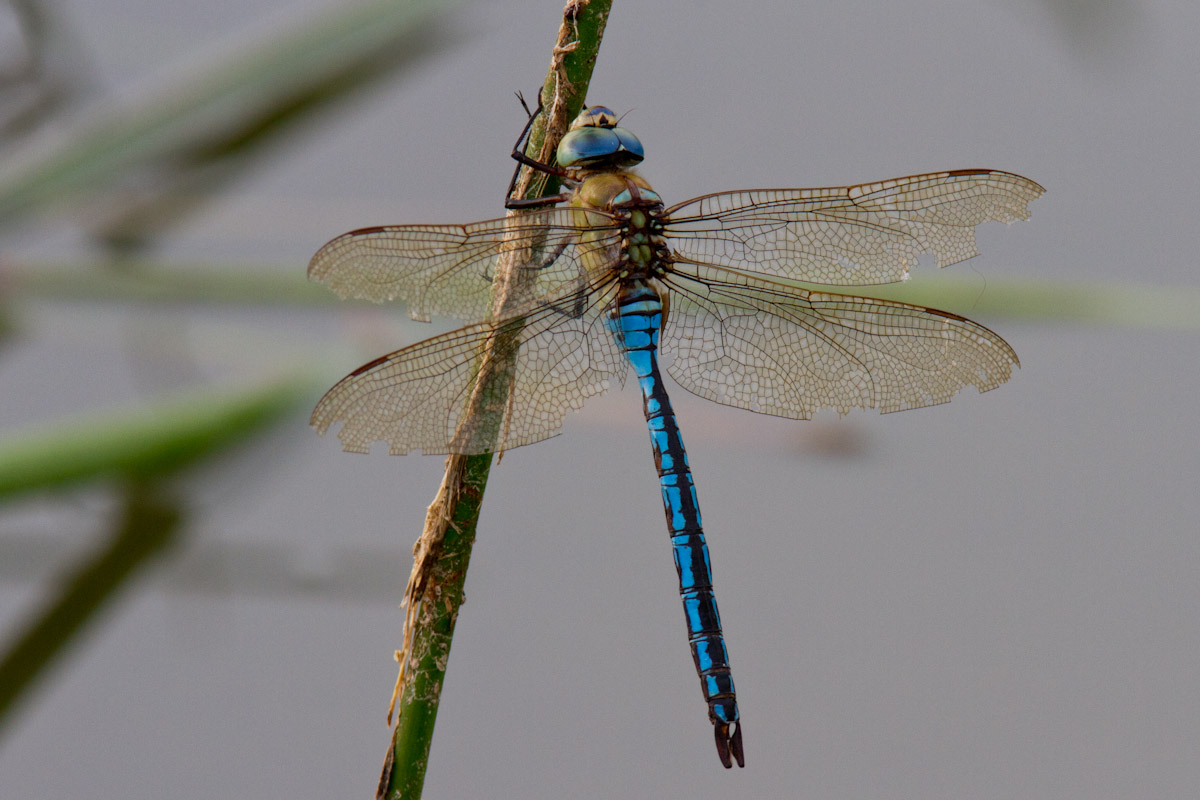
[530, 238, 569, 271]
[514, 89, 537, 120]
[504, 91, 573, 209]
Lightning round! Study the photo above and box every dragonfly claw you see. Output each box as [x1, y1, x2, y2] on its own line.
[714, 720, 744, 768]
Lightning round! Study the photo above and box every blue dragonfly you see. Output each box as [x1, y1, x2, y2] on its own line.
[309, 101, 1042, 768]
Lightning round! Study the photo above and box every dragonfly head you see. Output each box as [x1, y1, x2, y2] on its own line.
[557, 105, 645, 170]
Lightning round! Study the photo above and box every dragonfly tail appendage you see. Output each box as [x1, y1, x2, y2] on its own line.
[615, 280, 744, 768]
[714, 718, 745, 769]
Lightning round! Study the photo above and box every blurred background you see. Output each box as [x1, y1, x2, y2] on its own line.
[1, 0, 1198, 797]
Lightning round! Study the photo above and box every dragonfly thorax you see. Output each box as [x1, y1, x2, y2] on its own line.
[573, 170, 661, 209]
[573, 171, 670, 281]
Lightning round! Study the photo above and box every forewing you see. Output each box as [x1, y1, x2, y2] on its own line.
[308, 207, 620, 323]
[311, 281, 627, 455]
[659, 263, 1018, 418]
[663, 170, 1043, 286]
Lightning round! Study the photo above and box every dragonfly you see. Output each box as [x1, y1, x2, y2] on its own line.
[309, 99, 1043, 768]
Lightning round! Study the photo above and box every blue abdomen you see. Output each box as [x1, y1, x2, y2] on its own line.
[612, 278, 744, 768]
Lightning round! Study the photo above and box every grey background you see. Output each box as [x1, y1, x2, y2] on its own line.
[2, 0, 1198, 797]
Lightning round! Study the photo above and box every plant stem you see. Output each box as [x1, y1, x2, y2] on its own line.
[377, 2, 612, 798]
[0, 482, 183, 735]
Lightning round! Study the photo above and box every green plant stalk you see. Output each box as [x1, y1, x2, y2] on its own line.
[0, 482, 183, 735]
[382, 454, 490, 800]
[378, 2, 613, 798]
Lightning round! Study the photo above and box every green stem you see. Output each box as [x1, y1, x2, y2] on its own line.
[377, 2, 612, 798]
[0, 482, 184, 735]
[382, 455, 491, 799]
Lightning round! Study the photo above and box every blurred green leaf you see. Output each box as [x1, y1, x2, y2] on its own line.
[849, 275, 1200, 330]
[0, 372, 318, 737]
[8, 259, 339, 306]
[0, 375, 313, 499]
[7, 259, 1198, 328]
[0, 481, 183, 736]
[0, 0, 453, 233]
[0, 0, 88, 142]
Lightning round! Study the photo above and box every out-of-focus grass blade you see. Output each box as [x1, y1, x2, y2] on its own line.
[0, 375, 313, 499]
[7, 259, 340, 306]
[7, 259, 1199, 329]
[0, 480, 183, 736]
[0, 0, 89, 142]
[0, 374, 317, 736]
[0, 0, 452, 228]
[852, 276, 1200, 330]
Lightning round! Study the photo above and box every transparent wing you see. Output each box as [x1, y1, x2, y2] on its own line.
[308, 207, 621, 323]
[311, 280, 627, 455]
[659, 263, 1018, 418]
[663, 170, 1043, 286]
